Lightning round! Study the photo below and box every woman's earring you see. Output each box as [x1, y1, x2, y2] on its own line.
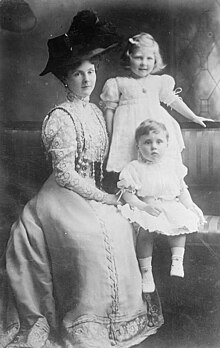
[137, 146, 142, 158]
[64, 83, 68, 88]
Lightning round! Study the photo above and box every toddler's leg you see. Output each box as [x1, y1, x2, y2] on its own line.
[168, 235, 186, 278]
[136, 228, 155, 293]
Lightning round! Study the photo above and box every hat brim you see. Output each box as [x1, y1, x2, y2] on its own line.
[40, 43, 118, 76]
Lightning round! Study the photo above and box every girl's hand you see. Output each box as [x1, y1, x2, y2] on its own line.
[193, 116, 214, 127]
[143, 204, 162, 217]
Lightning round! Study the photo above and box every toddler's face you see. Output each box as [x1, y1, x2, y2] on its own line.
[129, 47, 155, 78]
[137, 130, 168, 162]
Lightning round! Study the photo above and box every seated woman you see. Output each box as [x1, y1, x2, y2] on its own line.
[0, 10, 163, 348]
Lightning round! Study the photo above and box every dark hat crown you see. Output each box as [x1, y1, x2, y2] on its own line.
[68, 10, 98, 39]
[40, 10, 121, 76]
[67, 10, 120, 53]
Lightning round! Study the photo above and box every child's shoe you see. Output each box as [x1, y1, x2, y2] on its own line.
[170, 259, 184, 278]
[142, 268, 155, 293]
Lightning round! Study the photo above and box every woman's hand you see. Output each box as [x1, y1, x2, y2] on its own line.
[143, 203, 162, 217]
[103, 193, 120, 206]
[193, 116, 214, 127]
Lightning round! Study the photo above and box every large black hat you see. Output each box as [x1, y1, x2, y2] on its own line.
[40, 10, 121, 76]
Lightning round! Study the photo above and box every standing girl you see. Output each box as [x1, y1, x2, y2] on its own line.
[100, 33, 213, 176]
[117, 119, 205, 293]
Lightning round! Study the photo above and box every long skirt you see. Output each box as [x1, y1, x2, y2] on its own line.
[0, 174, 163, 348]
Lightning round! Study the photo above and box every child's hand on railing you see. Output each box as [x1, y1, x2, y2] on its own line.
[193, 116, 214, 127]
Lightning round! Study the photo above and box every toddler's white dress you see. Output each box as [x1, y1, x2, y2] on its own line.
[100, 74, 184, 172]
[118, 158, 204, 235]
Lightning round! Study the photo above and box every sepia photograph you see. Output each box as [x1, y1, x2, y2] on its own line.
[0, 0, 220, 347]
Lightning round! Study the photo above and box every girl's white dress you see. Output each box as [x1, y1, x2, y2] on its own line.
[118, 158, 204, 235]
[100, 74, 184, 172]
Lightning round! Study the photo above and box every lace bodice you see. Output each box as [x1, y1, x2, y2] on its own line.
[42, 98, 109, 201]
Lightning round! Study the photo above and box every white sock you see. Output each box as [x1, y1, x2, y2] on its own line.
[138, 257, 155, 293]
[170, 247, 185, 278]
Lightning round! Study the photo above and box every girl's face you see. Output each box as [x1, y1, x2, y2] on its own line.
[137, 130, 168, 162]
[129, 47, 155, 78]
[65, 60, 96, 98]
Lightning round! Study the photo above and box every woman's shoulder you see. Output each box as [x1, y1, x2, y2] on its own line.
[43, 102, 75, 132]
[47, 101, 71, 117]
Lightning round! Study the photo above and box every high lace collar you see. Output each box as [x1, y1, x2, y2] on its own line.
[66, 91, 90, 106]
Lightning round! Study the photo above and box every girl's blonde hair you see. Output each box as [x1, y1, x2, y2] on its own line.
[121, 32, 166, 73]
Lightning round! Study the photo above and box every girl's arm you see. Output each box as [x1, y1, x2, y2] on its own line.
[104, 108, 114, 140]
[103, 108, 115, 166]
[100, 78, 119, 140]
[43, 110, 118, 206]
[122, 191, 162, 217]
[170, 98, 213, 127]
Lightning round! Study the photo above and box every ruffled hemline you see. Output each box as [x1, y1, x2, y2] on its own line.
[118, 202, 201, 236]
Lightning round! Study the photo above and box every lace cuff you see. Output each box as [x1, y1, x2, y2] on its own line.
[55, 166, 106, 202]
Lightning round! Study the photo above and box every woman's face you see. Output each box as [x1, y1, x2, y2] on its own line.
[65, 60, 97, 98]
[129, 47, 155, 78]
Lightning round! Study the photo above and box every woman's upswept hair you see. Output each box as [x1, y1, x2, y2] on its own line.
[52, 56, 101, 85]
[121, 32, 166, 73]
[135, 119, 169, 144]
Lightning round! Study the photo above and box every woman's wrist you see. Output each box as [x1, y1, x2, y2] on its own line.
[102, 193, 118, 205]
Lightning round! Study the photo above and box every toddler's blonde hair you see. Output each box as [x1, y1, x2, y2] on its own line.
[135, 119, 169, 144]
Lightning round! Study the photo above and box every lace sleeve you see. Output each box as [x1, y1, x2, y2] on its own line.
[42, 108, 106, 202]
